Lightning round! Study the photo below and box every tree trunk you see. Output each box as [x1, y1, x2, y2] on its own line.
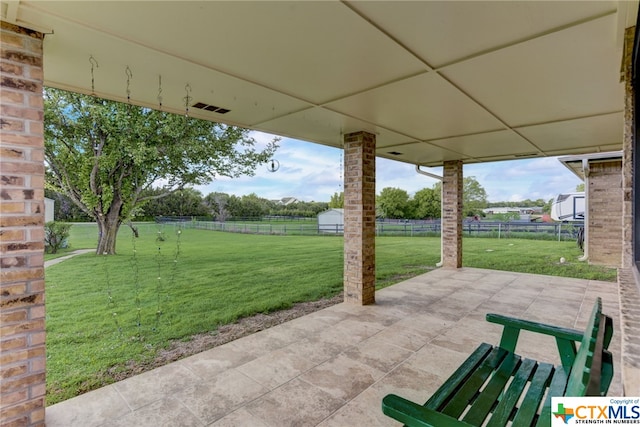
[96, 197, 124, 255]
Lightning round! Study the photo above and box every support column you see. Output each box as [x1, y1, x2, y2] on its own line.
[343, 131, 376, 305]
[622, 25, 635, 269]
[0, 22, 46, 426]
[442, 160, 463, 268]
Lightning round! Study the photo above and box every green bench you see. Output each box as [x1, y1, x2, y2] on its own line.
[382, 298, 614, 427]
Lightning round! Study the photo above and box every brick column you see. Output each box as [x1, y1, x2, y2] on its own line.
[587, 160, 623, 267]
[343, 131, 376, 305]
[1, 21, 46, 427]
[442, 160, 463, 268]
[622, 26, 635, 269]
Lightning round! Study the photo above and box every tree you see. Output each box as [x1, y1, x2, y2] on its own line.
[433, 176, 488, 217]
[576, 183, 585, 192]
[204, 192, 232, 221]
[329, 192, 344, 208]
[141, 187, 208, 218]
[377, 187, 411, 219]
[45, 88, 277, 254]
[413, 187, 441, 219]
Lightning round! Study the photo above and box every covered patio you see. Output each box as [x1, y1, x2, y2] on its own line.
[1, 2, 639, 425]
[45, 268, 622, 426]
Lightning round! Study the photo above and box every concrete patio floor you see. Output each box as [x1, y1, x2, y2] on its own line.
[46, 267, 622, 427]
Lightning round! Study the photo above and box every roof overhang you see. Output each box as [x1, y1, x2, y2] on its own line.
[2, 1, 638, 167]
[558, 150, 623, 180]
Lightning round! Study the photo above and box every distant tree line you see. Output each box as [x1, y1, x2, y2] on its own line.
[46, 188, 329, 221]
[46, 175, 553, 223]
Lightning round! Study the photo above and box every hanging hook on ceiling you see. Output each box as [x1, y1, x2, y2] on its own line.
[157, 75, 163, 111]
[89, 55, 99, 95]
[125, 66, 133, 104]
[183, 83, 192, 117]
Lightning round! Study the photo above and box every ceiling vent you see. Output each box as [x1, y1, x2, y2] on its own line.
[192, 102, 231, 114]
[387, 151, 403, 156]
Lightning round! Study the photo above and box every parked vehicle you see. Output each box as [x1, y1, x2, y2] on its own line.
[550, 192, 585, 222]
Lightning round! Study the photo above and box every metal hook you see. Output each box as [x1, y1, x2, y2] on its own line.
[89, 56, 99, 94]
[157, 75, 163, 110]
[183, 83, 192, 117]
[125, 66, 133, 101]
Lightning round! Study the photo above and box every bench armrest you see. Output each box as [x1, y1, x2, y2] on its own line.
[486, 313, 584, 371]
[382, 394, 474, 427]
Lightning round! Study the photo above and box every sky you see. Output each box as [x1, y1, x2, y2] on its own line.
[195, 131, 584, 204]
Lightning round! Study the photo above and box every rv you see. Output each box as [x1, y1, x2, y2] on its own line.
[550, 192, 585, 222]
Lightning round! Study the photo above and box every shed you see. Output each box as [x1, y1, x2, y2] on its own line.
[318, 209, 344, 234]
[44, 197, 55, 223]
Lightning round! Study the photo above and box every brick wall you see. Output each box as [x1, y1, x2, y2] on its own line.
[343, 131, 376, 305]
[619, 24, 640, 398]
[1, 21, 46, 427]
[587, 160, 623, 267]
[442, 160, 463, 268]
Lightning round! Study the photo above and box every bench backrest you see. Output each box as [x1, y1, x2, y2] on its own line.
[564, 297, 614, 396]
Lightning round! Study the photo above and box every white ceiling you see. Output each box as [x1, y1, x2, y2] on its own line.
[2, 0, 637, 166]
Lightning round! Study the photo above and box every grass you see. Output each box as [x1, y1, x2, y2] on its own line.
[44, 223, 616, 405]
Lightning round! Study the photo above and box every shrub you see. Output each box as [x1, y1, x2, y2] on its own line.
[45, 221, 72, 254]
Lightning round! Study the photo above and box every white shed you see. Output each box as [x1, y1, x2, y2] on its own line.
[44, 197, 55, 223]
[317, 209, 344, 233]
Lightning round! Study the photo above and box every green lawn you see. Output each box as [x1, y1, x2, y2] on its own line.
[45, 223, 615, 405]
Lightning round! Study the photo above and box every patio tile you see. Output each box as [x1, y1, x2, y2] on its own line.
[406, 343, 473, 380]
[299, 353, 385, 401]
[177, 342, 257, 382]
[45, 385, 130, 427]
[244, 378, 344, 427]
[237, 347, 318, 389]
[174, 369, 269, 424]
[342, 337, 414, 374]
[209, 408, 271, 427]
[113, 363, 201, 410]
[101, 397, 203, 427]
[317, 387, 399, 427]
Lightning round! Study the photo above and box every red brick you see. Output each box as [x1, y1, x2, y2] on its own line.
[0, 309, 27, 324]
[0, 390, 27, 406]
[0, 229, 26, 242]
[0, 336, 27, 351]
[0, 134, 43, 147]
[1, 105, 42, 121]
[0, 162, 43, 175]
[0, 266, 44, 282]
[0, 117, 25, 132]
[0, 318, 44, 337]
[0, 88, 24, 104]
[0, 363, 27, 379]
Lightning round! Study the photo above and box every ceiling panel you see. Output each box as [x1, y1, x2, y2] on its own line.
[256, 107, 416, 150]
[22, 0, 428, 105]
[428, 130, 539, 160]
[347, 1, 618, 68]
[377, 141, 470, 166]
[516, 112, 623, 153]
[325, 72, 506, 141]
[4, 1, 634, 168]
[440, 14, 624, 127]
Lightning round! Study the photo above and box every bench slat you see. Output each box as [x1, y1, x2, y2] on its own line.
[533, 367, 569, 427]
[462, 353, 522, 425]
[424, 343, 494, 410]
[440, 347, 508, 418]
[484, 358, 539, 427]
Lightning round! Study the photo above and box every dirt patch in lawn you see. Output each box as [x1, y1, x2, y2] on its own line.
[108, 293, 343, 381]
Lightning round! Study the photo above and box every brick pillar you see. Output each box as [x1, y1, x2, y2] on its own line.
[587, 160, 623, 267]
[343, 131, 376, 305]
[0, 21, 46, 427]
[622, 26, 635, 269]
[442, 160, 463, 268]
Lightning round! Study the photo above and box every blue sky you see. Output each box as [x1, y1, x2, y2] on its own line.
[196, 131, 584, 203]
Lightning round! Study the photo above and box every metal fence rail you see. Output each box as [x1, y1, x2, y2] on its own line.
[175, 220, 583, 241]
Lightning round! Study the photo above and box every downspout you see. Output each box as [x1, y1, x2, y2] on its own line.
[415, 165, 444, 267]
[579, 158, 589, 262]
